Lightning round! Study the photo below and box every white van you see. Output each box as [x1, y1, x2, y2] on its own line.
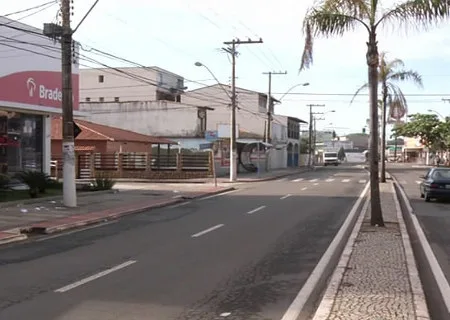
[323, 152, 339, 166]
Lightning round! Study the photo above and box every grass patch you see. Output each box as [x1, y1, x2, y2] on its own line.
[0, 188, 62, 203]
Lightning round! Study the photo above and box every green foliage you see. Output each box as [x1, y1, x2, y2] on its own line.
[300, 137, 310, 154]
[392, 113, 450, 151]
[14, 171, 52, 198]
[0, 174, 9, 189]
[90, 174, 116, 191]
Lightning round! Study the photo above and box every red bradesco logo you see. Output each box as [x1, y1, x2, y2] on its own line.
[0, 71, 79, 110]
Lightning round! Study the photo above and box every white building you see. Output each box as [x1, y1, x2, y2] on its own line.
[80, 66, 186, 103]
[0, 16, 80, 176]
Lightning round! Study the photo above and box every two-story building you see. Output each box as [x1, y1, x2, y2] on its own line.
[80, 66, 186, 103]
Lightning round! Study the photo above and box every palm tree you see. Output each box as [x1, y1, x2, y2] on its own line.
[351, 53, 423, 183]
[299, 0, 449, 227]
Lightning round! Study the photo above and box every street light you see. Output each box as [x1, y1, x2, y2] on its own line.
[278, 82, 310, 101]
[194, 62, 232, 99]
[195, 61, 237, 182]
[428, 109, 445, 120]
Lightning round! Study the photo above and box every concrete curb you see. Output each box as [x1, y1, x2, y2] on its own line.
[390, 181, 430, 319]
[0, 230, 28, 245]
[21, 187, 235, 235]
[311, 194, 370, 320]
[390, 172, 450, 318]
[0, 189, 118, 209]
[280, 182, 370, 320]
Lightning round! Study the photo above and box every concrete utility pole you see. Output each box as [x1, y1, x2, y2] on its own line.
[306, 104, 325, 167]
[44, 0, 76, 207]
[223, 38, 263, 182]
[262, 71, 287, 144]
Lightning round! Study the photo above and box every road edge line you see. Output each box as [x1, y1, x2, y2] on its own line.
[390, 181, 430, 319]
[280, 181, 370, 320]
[390, 173, 450, 316]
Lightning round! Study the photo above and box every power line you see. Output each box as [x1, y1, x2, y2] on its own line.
[3, 1, 56, 17]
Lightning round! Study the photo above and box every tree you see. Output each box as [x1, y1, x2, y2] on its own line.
[299, 0, 450, 227]
[352, 53, 422, 183]
[393, 113, 450, 151]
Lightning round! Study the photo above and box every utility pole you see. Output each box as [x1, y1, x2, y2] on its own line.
[306, 104, 325, 167]
[262, 71, 287, 144]
[223, 38, 263, 182]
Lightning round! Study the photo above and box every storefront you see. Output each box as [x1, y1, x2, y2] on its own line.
[0, 17, 80, 175]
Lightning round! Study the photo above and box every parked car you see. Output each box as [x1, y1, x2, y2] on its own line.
[419, 167, 450, 202]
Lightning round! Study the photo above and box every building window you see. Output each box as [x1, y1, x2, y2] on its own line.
[85, 97, 91, 102]
[0, 112, 43, 175]
[98, 75, 104, 83]
[99, 97, 104, 102]
[114, 97, 120, 102]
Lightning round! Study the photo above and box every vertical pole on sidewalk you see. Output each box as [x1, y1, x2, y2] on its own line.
[211, 150, 217, 188]
[61, 0, 76, 207]
[257, 142, 260, 177]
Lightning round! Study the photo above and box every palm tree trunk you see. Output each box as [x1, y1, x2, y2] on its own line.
[366, 31, 384, 227]
[380, 84, 388, 183]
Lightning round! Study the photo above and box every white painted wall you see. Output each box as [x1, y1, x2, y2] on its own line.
[80, 67, 184, 103]
[79, 101, 201, 137]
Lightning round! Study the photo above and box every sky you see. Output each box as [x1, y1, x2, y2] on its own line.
[2, 0, 450, 136]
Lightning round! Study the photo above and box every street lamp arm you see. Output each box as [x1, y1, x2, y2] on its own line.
[278, 82, 309, 101]
[195, 62, 232, 100]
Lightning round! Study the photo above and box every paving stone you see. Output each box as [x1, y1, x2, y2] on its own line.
[327, 182, 416, 319]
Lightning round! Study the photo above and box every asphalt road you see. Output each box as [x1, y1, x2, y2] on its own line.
[0, 165, 368, 320]
[388, 166, 450, 286]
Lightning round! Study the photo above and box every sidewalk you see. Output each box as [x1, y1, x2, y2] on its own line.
[0, 183, 234, 245]
[312, 182, 429, 320]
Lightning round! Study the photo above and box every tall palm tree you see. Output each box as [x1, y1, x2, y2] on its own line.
[351, 53, 423, 183]
[299, 0, 449, 227]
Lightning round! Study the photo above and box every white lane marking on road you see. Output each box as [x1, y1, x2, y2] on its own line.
[326, 179, 334, 182]
[247, 205, 266, 214]
[280, 194, 292, 200]
[280, 182, 370, 320]
[342, 179, 350, 183]
[191, 224, 225, 238]
[394, 177, 450, 313]
[168, 201, 191, 209]
[313, 183, 319, 186]
[415, 180, 421, 184]
[301, 187, 307, 191]
[55, 260, 137, 293]
[358, 179, 367, 184]
[293, 178, 304, 182]
[220, 312, 232, 317]
[309, 179, 318, 182]
[198, 189, 238, 201]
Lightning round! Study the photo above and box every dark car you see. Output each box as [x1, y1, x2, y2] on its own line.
[419, 167, 450, 202]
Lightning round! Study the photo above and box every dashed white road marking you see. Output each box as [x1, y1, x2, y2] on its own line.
[309, 179, 318, 182]
[415, 180, 421, 184]
[247, 205, 266, 214]
[342, 179, 350, 183]
[191, 224, 225, 238]
[293, 178, 304, 182]
[55, 260, 137, 293]
[280, 194, 292, 200]
[358, 179, 367, 184]
[313, 183, 319, 186]
[301, 187, 307, 191]
[326, 178, 334, 182]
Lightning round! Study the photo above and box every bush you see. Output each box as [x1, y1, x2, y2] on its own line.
[91, 174, 116, 191]
[0, 174, 9, 189]
[15, 170, 52, 198]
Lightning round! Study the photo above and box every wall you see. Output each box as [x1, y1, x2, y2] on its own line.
[0, 17, 79, 113]
[80, 67, 185, 103]
[79, 101, 201, 137]
[51, 140, 107, 155]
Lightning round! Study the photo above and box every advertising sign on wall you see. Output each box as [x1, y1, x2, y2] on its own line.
[0, 17, 80, 111]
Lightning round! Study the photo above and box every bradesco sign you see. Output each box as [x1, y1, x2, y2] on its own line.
[0, 70, 79, 110]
